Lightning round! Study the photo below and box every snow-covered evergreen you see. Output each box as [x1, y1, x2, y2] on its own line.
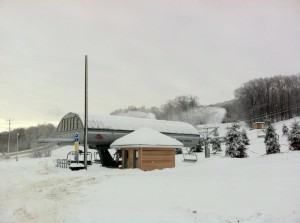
[264, 123, 280, 154]
[288, 121, 300, 150]
[224, 122, 247, 158]
[241, 129, 250, 145]
[282, 124, 289, 135]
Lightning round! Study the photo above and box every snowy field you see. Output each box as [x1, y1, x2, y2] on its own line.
[1, 118, 300, 223]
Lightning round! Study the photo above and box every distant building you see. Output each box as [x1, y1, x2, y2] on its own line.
[252, 122, 265, 129]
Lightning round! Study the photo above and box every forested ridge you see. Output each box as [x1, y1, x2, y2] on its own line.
[234, 74, 300, 123]
[0, 124, 55, 153]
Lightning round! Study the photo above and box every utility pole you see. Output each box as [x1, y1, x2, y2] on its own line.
[84, 55, 88, 170]
[198, 126, 219, 158]
[6, 118, 13, 153]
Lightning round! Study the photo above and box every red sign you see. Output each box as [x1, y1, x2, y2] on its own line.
[95, 134, 103, 140]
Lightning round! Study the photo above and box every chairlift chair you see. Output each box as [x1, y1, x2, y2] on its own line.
[257, 129, 266, 138]
[67, 150, 93, 165]
[182, 149, 198, 162]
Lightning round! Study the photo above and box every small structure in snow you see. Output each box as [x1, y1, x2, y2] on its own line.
[110, 128, 183, 171]
[252, 122, 265, 129]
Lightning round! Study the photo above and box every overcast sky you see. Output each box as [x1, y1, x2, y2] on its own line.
[0, 0, 299, 132]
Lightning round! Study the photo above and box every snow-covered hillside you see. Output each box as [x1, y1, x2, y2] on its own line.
[0, 118, 300, 223]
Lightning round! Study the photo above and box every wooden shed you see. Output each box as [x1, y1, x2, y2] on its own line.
[252, 122, 265, 129]
[110, 128, 183, 171]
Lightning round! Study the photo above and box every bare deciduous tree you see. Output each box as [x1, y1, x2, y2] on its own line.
[235, 74, 300, 124]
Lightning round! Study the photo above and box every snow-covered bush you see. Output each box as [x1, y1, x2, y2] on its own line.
[264, 124, 280, 154]
[29, 144, 56, 158]
[210, 137, 222, 154]
[193, 138, 204, 152]
[224, 122, 247, 158]
[282, 124, 289, 135]
[175, 148, 183, 154]
[30, 148, 52, 158]
[1, 152, 10, 160]
[288, 121, 300, 150]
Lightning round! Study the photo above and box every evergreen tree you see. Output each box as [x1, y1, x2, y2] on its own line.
[241, 129, 250, 145]
[224, 122, 247, 158]
[288, 121, 300, 150]
[210, 137, 222, 154]
[282, 124, 289, 135]
[264, 116, 271, 127]
[264, 124, 280, 154]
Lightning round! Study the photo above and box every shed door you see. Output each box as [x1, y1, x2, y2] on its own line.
[124, 150, 129, 168]
[133, 150, 139, 168]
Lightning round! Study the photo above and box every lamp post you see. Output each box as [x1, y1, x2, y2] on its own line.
[16, 133, 19, 161]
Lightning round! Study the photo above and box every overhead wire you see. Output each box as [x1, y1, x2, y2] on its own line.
[237, 103, 300, 123]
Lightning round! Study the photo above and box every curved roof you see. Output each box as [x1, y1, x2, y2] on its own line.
[72, 113, 199, 135]
[110, 128, 184, 148]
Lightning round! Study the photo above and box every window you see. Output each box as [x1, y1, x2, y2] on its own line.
[63, 119, 66, 131]
[74, 117, 77, 129]
[70, 117, 73, 130]
[66, 118, 69, 131]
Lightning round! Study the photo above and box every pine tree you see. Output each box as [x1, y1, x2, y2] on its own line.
[224, 122, 247, 158]
[282, 124, 289, 135]
[288, 121, 300, 150]
[264, 124, 280, 154]
[241, 129, 250, 145]
[210, 137, 222, 154]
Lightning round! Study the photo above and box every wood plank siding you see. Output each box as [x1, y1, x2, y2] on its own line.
[252, 122, 265, 129]
[122, 148, 175, 171]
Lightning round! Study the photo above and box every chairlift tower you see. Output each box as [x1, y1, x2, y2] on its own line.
[198, 126, 219, 158]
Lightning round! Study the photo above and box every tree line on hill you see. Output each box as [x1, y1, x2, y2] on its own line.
[0, 124, 56, 154]
[234, 74, 300, 124]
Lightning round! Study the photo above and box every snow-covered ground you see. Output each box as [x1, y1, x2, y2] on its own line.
[1, 118, 300, 223]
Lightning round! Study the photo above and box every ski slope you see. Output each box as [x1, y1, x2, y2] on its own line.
[0, 118, 300, 223]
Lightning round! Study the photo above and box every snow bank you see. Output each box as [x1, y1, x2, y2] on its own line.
[1, 117, 300, 223]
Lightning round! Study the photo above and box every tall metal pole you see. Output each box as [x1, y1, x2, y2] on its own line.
[7, 118, 14, 154]
[84, 55, 88, 170]
[16, 133, 19, 161]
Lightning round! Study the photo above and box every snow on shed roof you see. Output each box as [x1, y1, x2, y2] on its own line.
[110, 127, 184, 148]
[75, 113, 199, 135]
